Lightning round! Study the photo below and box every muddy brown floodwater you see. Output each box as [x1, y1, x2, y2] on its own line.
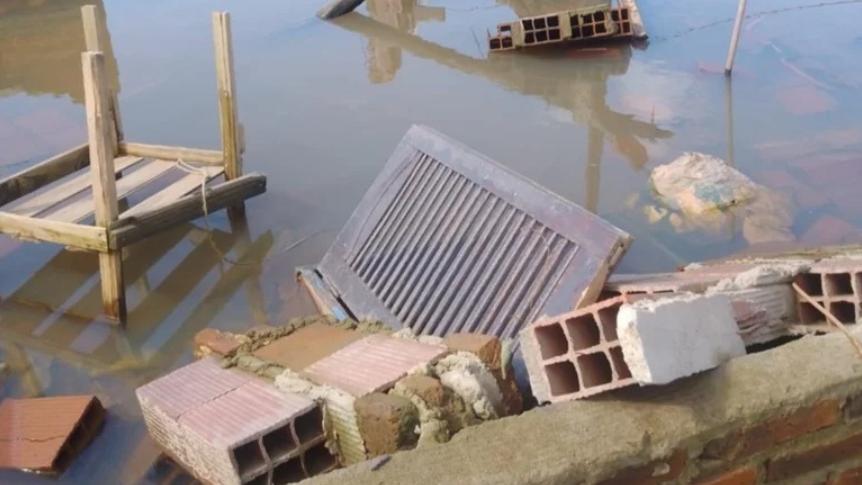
[1, 0, 862, 483]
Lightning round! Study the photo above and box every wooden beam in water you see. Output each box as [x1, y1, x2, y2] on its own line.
[118, 142, 224, 165]
[110, 173, 267, 248]
[0, 144, 90, 207]
[0, 211, 107, 251]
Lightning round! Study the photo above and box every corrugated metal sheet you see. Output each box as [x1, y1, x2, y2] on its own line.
[302, 334, 447, 397]
[318, 125, 631, 339]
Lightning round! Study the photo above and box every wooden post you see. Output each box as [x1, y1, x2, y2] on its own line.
[82, 5, 123, 151]
[83, 51, 126, 322]
[212, 12, 245, 218]
[725, 0, 747, 75]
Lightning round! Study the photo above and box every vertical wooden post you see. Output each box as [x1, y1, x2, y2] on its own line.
[83, 51, 126, 322]
[212, 12, 245, 218]
[725, 0, 747, 75]
[82, 5, 123, 151]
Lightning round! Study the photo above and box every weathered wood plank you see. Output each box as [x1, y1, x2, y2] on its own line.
[3, 156, 144, 217]
[0, 211, 107, 251]
[81, 4, 123, 146]
[121, 166, 224, 219]
[297, 266, 352, 320]
[212, 12, 241, 180]
[110, 173, 266, 248]
[83, 50, 125, 322]
[318, 0, 366, 19]
[46, 159, 175, 223]
[0, 144, 89, 207]
[118, 142, 224, 165]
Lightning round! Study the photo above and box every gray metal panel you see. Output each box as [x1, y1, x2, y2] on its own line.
[318, 125, 630, 339]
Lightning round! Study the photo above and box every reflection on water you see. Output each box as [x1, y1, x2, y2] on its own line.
[3, 0, 862, 482]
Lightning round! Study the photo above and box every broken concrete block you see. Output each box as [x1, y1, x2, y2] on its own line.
[443, 333, 502, 371]
[193, 328, 244, 358]
[354, 393, 419, 457]
[617, 294, 746, 385]
[433, 352, 505, 420]
[302, 334, 447, 397]
[391, 374, 477, 445]
[253, 322, 365, 372]
[0, 395, 105, 474]
[520, 296, 636, 404]
[137, 359, 334, 484]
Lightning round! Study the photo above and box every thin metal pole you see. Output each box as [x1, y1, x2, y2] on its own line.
[725, 0, 748, 75]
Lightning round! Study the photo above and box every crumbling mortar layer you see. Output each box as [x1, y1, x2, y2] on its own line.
[302, 330, 862, 485]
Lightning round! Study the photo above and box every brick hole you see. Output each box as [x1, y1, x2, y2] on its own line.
[490, 39, 501, 50]
[595, 23, 607, 34]
[245, 472, 269, 485]
[293, 407, 325, 444]
[594, 11, 605, 21]
[536, 31, 548, 42]
[549, 29, 561, 40]
[611, 10, 620, 21]
[302, 443, 336, 477]
[795, 273, 824, 296]
[522, 19, 533, 30]
[799, 302, 823, 324]
[500, 24, 511, 32]
[545, 361, 580, 396]
[609, 347, 632, 379]
[583, 13, 593, 23]
[534, 323, 568, 359]
[272, 457, 304, 484]
[565, 314, 600, 350]
[577, 352, 613, 388]
[599, 290, 621, 301]
[622, 9, 630, 20]
[571, 27, 582, 38]
[548, 16, 559, 27]
[535, 18, 546, 29]
[263, 423, 298, 462]
[570, 15, 580, 27]
[829, 301, 857, 324]
[623, 23, 631, 33]
[825, 273, 854, 296]
[597, 305, 619, 342]
[233, 440, 267, 478]
[502, 38, 513, 48]
[525, 32, 535, 44]
[583, 25, 595, 37]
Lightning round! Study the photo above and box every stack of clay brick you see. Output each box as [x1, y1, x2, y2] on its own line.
[521, 253, 862, 404]
[137, 316, 522, 484]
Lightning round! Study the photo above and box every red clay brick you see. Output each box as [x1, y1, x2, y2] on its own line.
[696, 466, 758, 485]
[193, 328, 243, 357]
[598, 449, 687, 485]
[354, 393, 419, 457]
[766, 431, 862, 481]
[702, 400, 841, 460]
[253, 322, 365, 371]
[827, 465, 862, 485]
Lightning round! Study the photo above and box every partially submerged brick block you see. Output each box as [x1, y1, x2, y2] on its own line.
[253, 322, 365, 372]
[520, 297, 636, 403]
[0, 395, 105, 474]
[794, 258, 862, 328]
[303, 334, 448, 397]
[137, 359, 334, 484]
[354, 393, 419, 457]
[489, 5, 618, 51]
[618, 294, 746, 385]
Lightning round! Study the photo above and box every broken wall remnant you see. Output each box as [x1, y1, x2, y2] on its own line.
[489, 0, 646, 52]
[520, 296, 636, 403]
[305, 125, 631, 340]
[0, 395, 105, 475]
[136, 358, 335, 485]
[794, 257, 862, 328]
[617, 294, 746, 385]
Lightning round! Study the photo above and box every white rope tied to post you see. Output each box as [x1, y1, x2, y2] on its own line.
[175, 159, 325, 266]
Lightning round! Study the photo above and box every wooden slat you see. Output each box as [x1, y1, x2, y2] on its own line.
[121, 166, 224, 219]
[110, 173, 266, 248]
[0, 211, 107, 252]
[118, 142, 223, 165]
[0, 144, 89, 207]
[82, 5, 123, 146]
[3, 156, 144, 217]
[46, 159, 175, 223]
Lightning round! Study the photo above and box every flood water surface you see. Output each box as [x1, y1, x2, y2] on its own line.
[2, 0, 862, 482]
